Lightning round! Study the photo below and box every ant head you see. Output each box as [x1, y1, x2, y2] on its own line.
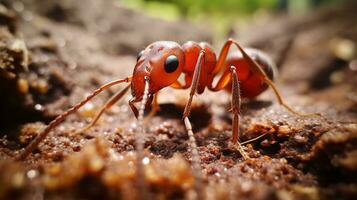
[131, 41, 184, 99]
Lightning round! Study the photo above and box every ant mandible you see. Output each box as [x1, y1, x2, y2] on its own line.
[16, 39, 312, 160]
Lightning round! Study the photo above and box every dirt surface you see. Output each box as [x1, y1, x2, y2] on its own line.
[0, 0, 356, 200]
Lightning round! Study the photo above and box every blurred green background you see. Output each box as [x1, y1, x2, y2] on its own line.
[120, 0, 347, 42]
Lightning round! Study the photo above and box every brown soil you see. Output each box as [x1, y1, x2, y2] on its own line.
[0, 0, 356, 200]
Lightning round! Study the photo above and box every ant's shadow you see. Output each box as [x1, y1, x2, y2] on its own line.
[242, 99, 273, 111]
[221, 99, 273, 124]
[151, 99, 272, 131]
[153, 103, 211, 131]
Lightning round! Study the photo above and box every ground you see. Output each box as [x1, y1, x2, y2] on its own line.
[0, 0, 356, 199]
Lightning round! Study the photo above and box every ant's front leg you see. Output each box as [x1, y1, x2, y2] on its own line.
[129, 94, 154, 119]
[144, 92, 159, 124]
[75, 84, 131, 135]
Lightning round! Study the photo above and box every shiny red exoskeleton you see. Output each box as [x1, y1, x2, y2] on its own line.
[130, 40, 274, 110]
[17, 39, 306, 160]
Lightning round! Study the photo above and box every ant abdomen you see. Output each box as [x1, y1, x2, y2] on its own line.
[224, 48, 277, 98]
[246, 48, 276, 81]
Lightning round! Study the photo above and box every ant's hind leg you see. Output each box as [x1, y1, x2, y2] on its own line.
[75, 84, 131, 135]
[263, 77, 321, 117]
[227, 39, 320, 117]
[229, 66, 267, 150]
[229, 66, 250, 160]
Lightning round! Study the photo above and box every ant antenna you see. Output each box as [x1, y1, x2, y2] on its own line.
[136, 76, 150, 153]
[135, 76, 151, 199]
[16, 78, 131, 161]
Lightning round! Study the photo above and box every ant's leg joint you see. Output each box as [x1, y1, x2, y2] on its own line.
[229, 141, 250, 160]
[184, 117, 192, 131]
[230, 66, 237, 72]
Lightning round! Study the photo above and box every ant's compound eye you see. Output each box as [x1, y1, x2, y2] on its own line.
[137, 50, 144, 61]
[164, 55, 179, 73]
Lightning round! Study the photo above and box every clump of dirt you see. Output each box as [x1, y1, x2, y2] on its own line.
[0, 137, 316, 200]
[0, 0, 357, 199]
[0, 2, 77, 133]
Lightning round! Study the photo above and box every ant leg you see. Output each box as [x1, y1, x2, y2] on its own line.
[129, 98, 139, 118]
[209, 39, 269, 91]
[229, 39, 320, 117]
[182, 50, 205, 200]
[171, 79, 191, 89]
[74, 84, 131, 135]
[211, 39, 319, 117]
[183, 117, 204, 200]
[143, 92, 160, 125]
[263, 77, 320, 117]
[183, 48, 205, 118]
[15, 77, 131, 161]
[241, 133, 267, 145]
[210, 65, 266, 150]
[207, 41, 251, 159]
[129, 94, 154, 119]
[147, 92, 159, 119]
[230, 66, 250, 160]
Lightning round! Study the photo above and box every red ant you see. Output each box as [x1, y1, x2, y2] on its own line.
[16, 39, 313, 161]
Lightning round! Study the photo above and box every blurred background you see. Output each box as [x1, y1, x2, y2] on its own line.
[120, 0, 348, 43]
